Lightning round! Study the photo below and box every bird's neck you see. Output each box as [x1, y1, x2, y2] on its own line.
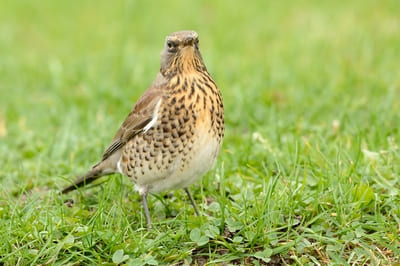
[165, 70, 217, 96]
[161, 65, 205, 78]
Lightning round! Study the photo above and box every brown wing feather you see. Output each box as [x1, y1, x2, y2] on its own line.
[100, 86, 164, 162]
[61, 74, 167, 194]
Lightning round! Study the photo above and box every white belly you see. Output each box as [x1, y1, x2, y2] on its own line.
[134, 132, 221, 194]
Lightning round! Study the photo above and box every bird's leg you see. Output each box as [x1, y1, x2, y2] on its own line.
[184, 187, 200, 216]
[141, 191, 152, 229]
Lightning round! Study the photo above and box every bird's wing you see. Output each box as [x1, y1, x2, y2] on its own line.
[100, 87, 164, 162]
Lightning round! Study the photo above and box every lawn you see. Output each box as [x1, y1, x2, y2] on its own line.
[1, 0, 400, 264]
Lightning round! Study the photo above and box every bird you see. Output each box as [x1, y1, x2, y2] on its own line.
[61, 30, 224, 229]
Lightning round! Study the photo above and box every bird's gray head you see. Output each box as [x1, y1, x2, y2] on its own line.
[160, 30, 206, 77]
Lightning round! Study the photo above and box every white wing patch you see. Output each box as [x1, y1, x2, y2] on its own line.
[143, 98, 162, 133]
[116, 158, 123, 174]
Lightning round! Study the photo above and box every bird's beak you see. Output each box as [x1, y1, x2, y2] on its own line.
[183, 35, 196, 47]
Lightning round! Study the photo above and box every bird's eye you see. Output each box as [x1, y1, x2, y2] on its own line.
[167, 40, 176, 51]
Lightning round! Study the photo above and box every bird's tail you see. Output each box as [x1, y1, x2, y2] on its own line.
[61, 167, 105, 194]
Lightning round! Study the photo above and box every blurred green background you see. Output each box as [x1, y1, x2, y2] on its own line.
[1, 0, 399, 186]
[1, 0, 400, 264]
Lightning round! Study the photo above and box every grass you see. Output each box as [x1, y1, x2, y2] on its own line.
[1, 0, 400, 264]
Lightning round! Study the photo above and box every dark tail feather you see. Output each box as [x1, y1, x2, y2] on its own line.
[61, 168, 104, 194]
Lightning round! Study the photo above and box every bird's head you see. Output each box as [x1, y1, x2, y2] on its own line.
[160, 30, 206, 77]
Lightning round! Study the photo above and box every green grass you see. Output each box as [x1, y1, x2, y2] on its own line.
[1, 0, 400, 264]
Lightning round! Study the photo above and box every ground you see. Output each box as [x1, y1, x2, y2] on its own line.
[0, 0, 399, 264]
